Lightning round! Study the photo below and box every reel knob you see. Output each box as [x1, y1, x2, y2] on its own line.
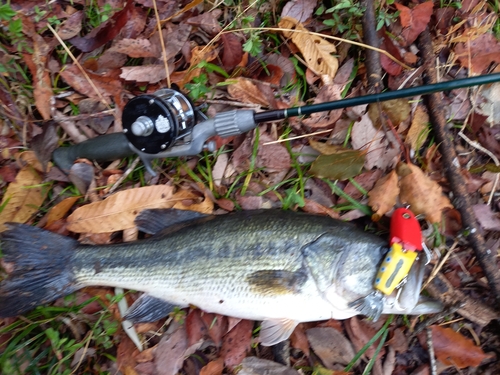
[122, 89, 196, 154]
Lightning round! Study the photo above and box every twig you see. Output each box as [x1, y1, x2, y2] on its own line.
[46, 24, 112, 110]
[105, 156, 141, 196]
[426, 327, 437, 375]
[418, 29, 500, 310]
[361, 0, 383, 94]
[152, 0, 170, 88]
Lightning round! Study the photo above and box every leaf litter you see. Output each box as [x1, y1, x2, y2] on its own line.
[1, 0, 500, 373]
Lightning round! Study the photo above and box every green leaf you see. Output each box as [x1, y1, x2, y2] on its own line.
[0, 4, 16, 21]
[309, 150, 365, 180]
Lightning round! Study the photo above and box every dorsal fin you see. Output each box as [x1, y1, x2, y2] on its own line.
[134, 208, 211, 235]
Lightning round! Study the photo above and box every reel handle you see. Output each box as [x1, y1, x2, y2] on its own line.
[52, 133, 134, 173]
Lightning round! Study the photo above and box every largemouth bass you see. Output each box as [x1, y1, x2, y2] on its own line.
[0, 209, 441, 345]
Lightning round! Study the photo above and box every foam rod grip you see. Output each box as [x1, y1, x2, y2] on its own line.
[53, 133, 133, 173]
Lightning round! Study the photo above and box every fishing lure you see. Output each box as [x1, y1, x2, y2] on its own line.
[349, 207, 430, 320]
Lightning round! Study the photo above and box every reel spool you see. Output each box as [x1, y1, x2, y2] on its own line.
[122, 89, 196, 154]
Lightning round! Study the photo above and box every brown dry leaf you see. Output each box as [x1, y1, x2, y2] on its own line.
[67, 185, 177, 233]
[16, 150, 46, 173]
[302, 84, 343, 128]
[397, 162, 453, 223]
[154, 325, 189, 375]
[45, 196, 80, 228]
[306, 327, 355, 368]
[23, 34, 53, 121]
[186, 309, 208, 346]
[419, 325, 494, 368]
[200, 358, 224, 375]
[302, 198, 339, 219]
[472, 204, 500, 231]
[0, 167, 47, 232]
[257, 133, 292, 172]
[281, 0, 317, 23]
[186, 10, 222, 36]
[394, 2, 434, 46]
[120, 64, 173, 84]
[455, 33, 500, 74]
[278, 16, 338, 78]
[368, 99, 411, 129]
[345, 317, 385, 362]
[61, 64, 122, 100]
[221, 33, 243, 71]
[117, 335, 139, 375]
[351, 113, 400, 171]
[220, 319, 253, 369]
[57, 11, 84, 40]
[406, 104, 430, 151]
[368, 170, 399, 221]
[109, 39, 158, 58]
[290, 324, 310, 357]
[200, 313, 228, 347]
[227, 78, 269, 106]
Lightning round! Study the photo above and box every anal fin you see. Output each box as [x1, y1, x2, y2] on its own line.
[124, 294, 179, 323]
[259, 319, 299, 346]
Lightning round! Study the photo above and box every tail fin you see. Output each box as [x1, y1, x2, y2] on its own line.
[0, 224, 79, 317]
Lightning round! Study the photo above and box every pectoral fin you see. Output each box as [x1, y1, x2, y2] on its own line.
[259, 319, 299, 346]
[124, 294, 179, 323]
[246, 269, 308, 295]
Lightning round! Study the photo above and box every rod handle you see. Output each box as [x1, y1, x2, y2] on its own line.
[53, 133, 133, 173]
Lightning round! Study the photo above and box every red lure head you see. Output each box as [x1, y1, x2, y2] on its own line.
[389, 207, 422, 251]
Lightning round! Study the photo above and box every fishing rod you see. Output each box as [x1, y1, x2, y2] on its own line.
[53, 72, 500, 176]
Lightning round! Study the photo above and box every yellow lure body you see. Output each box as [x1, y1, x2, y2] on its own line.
[374, 243, 418, 295]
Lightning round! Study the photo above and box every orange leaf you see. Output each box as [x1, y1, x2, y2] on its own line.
[420, 326, 494, 368]
[200, 358, 224, 375]
[394, 2, 434, 46]
[368, 170, 399, 221]
[397, 162, 453, 223]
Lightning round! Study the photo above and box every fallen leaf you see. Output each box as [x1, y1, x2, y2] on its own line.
[281, 0, 317, 23]
[117, 335, 139, 375]
[368, 99, 411, 129]
[290, 324, 310, 356]
[227, 78, 269, 106]
[406, 104, 430, 151]
[476, 82, 500, 125]
[351, 112, 400, 171]
[419, 325, 494, 368]
[395, 2, 434, 46]
[257, 133, 292, 172]
[239, 357, 301, 375]
[339, 169, 384, 204]
[69, 0, 133, 52]
[220, 319, 253, 369]
[45, 196, 80, 228]
[200, 358, 224, 375]
[154, 325, 189, 375]
[150, 24, 192, 61]
[472, 204, 500, 231]
[0, 166, 47, 232]
[68, 162, 94, 195]
[31, 122, 58, 172]
[345, 317, 385, 362]
[57, 11, 83, 40]
[380, 31, 403, 76]
[221, 33, 243, 71]
[109, 39, 158, 58]
[368, 170, 399, 221]
[175, 45, 218, 87]
[186, 309, 208, 346]
[61, 64, 122, 100]
[200, 313, 228, 347]
[397, 162, 453, 223]
[186, 10, 222, 36]
[279, 16, 338, 78]
[306, 327, 355, 368]
[120, 64, 173, 84]
[67, 185, 177, 233]
[302, 84, 343, 128]
[309, 150, 365, 180]
[455, 33, 500, 74]
[23, 33, 52, 121]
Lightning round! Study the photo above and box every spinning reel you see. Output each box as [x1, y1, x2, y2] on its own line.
[53, 73, 500, 176]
